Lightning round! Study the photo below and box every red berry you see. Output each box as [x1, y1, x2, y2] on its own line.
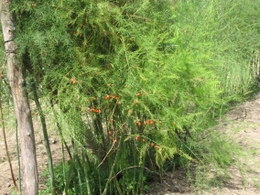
[148, 120, 154, 125]
[104, 95, 110, 100]
[135, 121, 142, 126]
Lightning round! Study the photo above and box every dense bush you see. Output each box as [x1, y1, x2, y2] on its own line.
[0, 0, 259, 194]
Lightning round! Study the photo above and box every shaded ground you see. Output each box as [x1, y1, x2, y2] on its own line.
[0, 93, 259, 195]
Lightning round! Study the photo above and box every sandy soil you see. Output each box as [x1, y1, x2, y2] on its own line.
[0, 112, 63, 195]
[0, 93, 259, 195]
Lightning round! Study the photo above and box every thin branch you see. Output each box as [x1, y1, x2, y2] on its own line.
[97, 140, 116, 168]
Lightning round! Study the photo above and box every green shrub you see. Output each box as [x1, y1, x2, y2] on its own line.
[5, 0, 260, 194]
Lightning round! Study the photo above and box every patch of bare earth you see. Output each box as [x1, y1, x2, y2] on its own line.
[0, 114, 63, 195]
[147, 94, 260, 195]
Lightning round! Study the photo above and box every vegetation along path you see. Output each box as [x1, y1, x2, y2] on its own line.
[0, 94, 259, 195]
[148, 93, 260, 195]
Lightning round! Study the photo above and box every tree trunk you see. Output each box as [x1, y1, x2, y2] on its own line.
[0, 2, 38, 195]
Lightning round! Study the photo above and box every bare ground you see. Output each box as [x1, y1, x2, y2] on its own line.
[0, 93, 260, 195]
[0, 111, 63, 195]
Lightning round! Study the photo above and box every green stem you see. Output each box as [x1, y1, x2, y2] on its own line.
[50, 102, 72, 160]
[32, 83, 56, 195]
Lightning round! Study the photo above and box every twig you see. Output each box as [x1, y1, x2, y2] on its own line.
[97, 140, 116, 168]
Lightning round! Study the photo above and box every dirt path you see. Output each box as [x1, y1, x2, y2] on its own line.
[0, 94, 259, 195]
[148, 93, 260, 195]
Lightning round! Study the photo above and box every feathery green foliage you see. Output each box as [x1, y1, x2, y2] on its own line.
[0, 0, 259, 194]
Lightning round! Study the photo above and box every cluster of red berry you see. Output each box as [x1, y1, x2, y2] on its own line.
[135, 120, 154, 126]
[69, 78, 76, 84]
[104, 95, 119, 100]
[134, 136, 160, 148]
[89, 108, 101, 113]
